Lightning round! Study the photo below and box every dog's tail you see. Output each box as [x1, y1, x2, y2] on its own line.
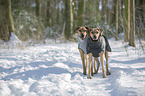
[102, 35, 112, 52]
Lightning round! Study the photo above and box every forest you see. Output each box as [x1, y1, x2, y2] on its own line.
[0, 0, 145, 47]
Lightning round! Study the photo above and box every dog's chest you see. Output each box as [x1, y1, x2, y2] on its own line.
[88, 39, 102, 50]
[78, 36, 88, 54]
[78, 36, 88, 44]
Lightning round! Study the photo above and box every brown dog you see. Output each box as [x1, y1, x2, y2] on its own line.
[74, 26, 90, 75]
[87, 28, 111, 78]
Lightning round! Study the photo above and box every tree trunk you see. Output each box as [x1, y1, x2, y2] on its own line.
[127, 0, 130, 42]
[72, 0, 77, 29]
[51, 0, 57, 32]
[124, 0, 129, 42]
[143, 0, 145, 27]
[43, 0, 48, 27]
[96, 0, 100, 26]
[35, 0, 42, 41]
[46, 0, 51, 27]
[110, 0, 116, 29]
[35, 0, 41, 19]
[102, 0, 107, 23]
[129, 0, 135, 47]
[77, 0, 84, 26]
[115, 0, 119, 40]
[70, 0, 73, 34]
[64, 0, 72, 40]
[0, 0, 15, 41]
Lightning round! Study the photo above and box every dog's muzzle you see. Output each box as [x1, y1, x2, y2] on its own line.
[93, 35, 98, 40]
[81, 34, 85, 38]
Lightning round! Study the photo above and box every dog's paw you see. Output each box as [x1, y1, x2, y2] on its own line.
[83, 72, 87, 75]
[106, 72, 111, 75]
[91, 73, 94, 76]
[94, 71, 98, 74]
[87, 77, 92, 79]
[103, 75, 107, 78]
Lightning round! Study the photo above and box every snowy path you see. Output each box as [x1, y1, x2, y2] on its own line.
[0, 40, 145, 96]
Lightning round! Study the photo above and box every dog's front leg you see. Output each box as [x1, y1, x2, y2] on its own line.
[87, 53, 92, 79]
[85, 54, 88, 74]
[79, 49, 86, 75]
[99, 53, 106, 78]
[94, 57, 100, 74]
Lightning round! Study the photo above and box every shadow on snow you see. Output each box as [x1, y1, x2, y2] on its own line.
[1, 60, 83, 81]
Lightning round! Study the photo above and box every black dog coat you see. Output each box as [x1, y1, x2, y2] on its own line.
[87, 35, 111, 57]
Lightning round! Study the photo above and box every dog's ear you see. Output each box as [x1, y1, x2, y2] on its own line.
[87, 28, 92, 38]
[99, 28, 103, 36]
[73, 26, 80, 33]
[85, 26, 90, 30]
[100, 28, 103, 33]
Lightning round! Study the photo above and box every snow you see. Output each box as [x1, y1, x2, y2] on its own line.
[0, 37, 145, 96]
[8, 33, 22, 45]
[0, 32, 22, 49]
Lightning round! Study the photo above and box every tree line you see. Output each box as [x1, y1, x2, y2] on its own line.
[0, 0, 145, 47]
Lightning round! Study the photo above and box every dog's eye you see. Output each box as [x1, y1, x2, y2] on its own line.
[96, 32, 99, 34]
[79, 30, 82, 32]
[91, 32, 94, 34]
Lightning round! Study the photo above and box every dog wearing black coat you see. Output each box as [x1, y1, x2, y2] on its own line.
[87, 28, 111, 78]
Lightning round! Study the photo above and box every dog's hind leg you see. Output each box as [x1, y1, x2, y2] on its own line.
[105, 50, 111, 75]
[91, 61, 94, 76]
[94, 57, 100, 74]
[79, 49, 87, 75]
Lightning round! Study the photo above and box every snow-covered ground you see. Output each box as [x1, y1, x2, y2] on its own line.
[0, 38, 145, 96]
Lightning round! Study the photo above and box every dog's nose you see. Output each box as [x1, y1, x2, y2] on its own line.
[93, 35, 97, 39]
[81, 34, 84, 38]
